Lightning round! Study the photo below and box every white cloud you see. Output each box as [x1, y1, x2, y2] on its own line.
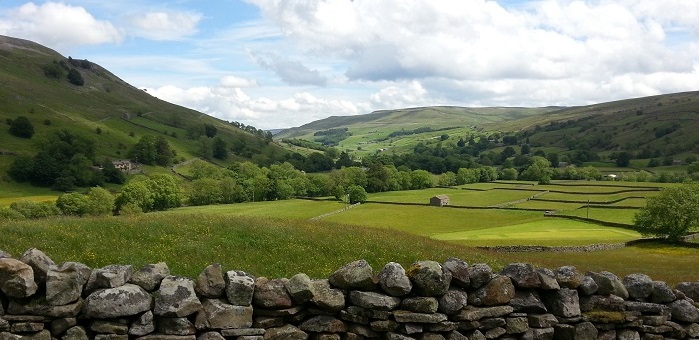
[246, 0, 699, 110]
[146, 84, 360, 129]
[0, 2, 122, 50]
[252, 51, 327, 86]
[129, 10, 202, 41]
[220, 75, 259, 88]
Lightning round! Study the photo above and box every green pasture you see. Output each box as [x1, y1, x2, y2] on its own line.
[323, 204, 546, 236]
[537, 191, 657, 202]
[432, 219, 641, 246]
[368, 188, 539, 207]
[165, 199, 344, 220]
[0, 213, 497, 279]
[512, 200, 583, 210]
[558, 208, 639, 225]
[491, 242, 699, 284]
[0, 181, 58, 207]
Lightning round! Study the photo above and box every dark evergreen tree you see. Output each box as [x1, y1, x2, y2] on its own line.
[9, 116, 34, 138]
[67, 68, 84, 86]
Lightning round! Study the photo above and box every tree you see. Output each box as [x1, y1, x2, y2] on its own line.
[616, 151, 632, 167]
[154, 136, 174, 166]
[212, 137, 228, 160]
[347, 185, 367, 204]
[9, 116, 34, 138]
[86, 187, 115, 216]
[115, 180, 154, 213]
[188, 178, 223, 206]
[56, 193, 89, 216]
[204, 124, 218, 138]
[634, 184, 699, 242]
[67, 68, 84, 86]
[147, 173, 182, 211]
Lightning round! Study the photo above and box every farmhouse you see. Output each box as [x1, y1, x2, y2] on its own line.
[112, 159, 134, 172]
[430, 195, 450, 207]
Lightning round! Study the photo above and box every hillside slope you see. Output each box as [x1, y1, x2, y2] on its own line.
[0, 35, 286, 178]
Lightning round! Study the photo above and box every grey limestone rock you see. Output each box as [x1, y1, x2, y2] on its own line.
[310, 279, 345, 312]
[407, 261, 451, 296]
[586, 271, 628, 299]
[90, 320, 129, 334]
[535, 268, 560, 290]
[675, 282, 699, 301]
[377, 262, 412, 297]
[226, 271, 255, 306]
[401, 297, 438, 313]
[285, 273, 313, 303]
[574, 321, 598, 340]
[505, 317, 528, 334]
[254, 278, 293, 309]
[0, 258, 38, 298]
[328, 260, 375, 291]
[541, 288, 580, 318]
[468, 263, 493, 289]
[129, 311, 155, 336]
[349, 291, 400, 310]
[393, 311, 448, 323]
[509, 290, 547, 313]
[623, 273, 653, 300]
[264, 324, 308, 340]
[554, 266, 580, 289]
[63, 326, 89, 340]
[198, 332, 226, 340]
[19, 248, 55, 284]
[46, 262, 91, 306]
[195, 298, 253, 330]
[8, 295, 83, 318]
[129, 262, 170, 292]
[438, 289, 468, 316]
[616, 329, 640, 340]
[521, 327, 554, 340]
[468, 275, 515, 306]
[501, 263, 541, 289]
[154, 276, 202, 317]
[85, 265, 133, 292]
[157, 317, 196, 336]
[453, 306, 514, 321]
[195, 264, 225, 298]
[82, 283, 153, 318]
[299, 315, 347, 333]
[669, 299, 699, 322]
[577, 275, 598, 296]
[443, 258, 470, 288]
[650, 280, 676, 304]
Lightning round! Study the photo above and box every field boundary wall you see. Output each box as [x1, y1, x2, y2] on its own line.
[2, 250, 699, 339]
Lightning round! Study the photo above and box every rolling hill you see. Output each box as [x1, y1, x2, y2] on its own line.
[276, 92, 699, 164]
[0, 35, 287, 180]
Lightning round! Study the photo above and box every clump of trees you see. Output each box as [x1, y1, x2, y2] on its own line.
[8, 116, 34, 138]
[634, 184, 699, 242]
[127, 135, 174, 166]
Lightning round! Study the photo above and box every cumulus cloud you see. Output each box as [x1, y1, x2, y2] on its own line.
[0, 2, 122, 50]
[146, 84, 360, 129]
[129, 11, 202, 41]
[220, 75, 259, 88]
[252, 51, 328, 86]
[246, 0, 699, 108]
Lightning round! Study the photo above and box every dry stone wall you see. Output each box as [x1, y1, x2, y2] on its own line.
[1, 248, 699, 340]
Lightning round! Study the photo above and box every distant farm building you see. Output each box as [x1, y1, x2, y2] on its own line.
[672, 160, 683, 166]
[430, 195, 450, 207]
[112, 159, 134, 172]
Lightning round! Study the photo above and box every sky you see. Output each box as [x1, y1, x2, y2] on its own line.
[1, 1, 698, 130]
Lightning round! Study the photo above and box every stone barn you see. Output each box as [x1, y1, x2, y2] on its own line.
[430, 195, 450, 207]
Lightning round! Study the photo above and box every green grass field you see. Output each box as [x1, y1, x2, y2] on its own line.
[323, 204, 546, 236]
[164, 199, 345, 220]
[368, 188, 539, 207]
[432, 219, 641, 246]
[0, 182, 58, 207]
[559, 208, 639, 225]
[0, 213, 497, 279]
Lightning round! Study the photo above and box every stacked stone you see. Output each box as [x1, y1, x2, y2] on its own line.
[2, 249, 699, 340]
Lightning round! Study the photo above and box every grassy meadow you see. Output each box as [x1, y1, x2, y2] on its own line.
[1, 179, 697, 284]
